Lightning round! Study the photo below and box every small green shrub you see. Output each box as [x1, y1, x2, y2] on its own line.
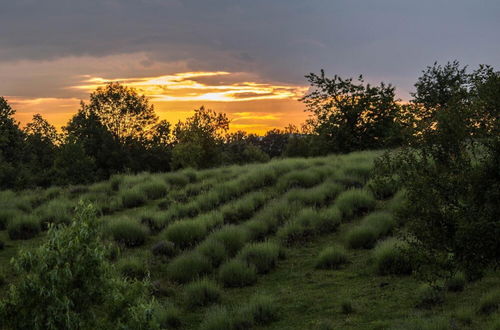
[346, 226, 377, 249]
[151, 240, 178, 258]
[244, 219, 270, 241]
[0, 209, 19, 230]
[7, 215, 41, 240]
[276, 220, 308, 246]
[237, 294, 279, 326]
[164, 172, 190, 187]
[366, 176, 399, 199]
[36, 198, 74, 228]
[199, 306, 233, 330]
[360, 211, 395, 237]
[372, 238, 413, 275]
[315, 206, 342, 232]
[210, 225, 249, 256]
[163, 220, 207, 249]
[197, 239, 228, 267]
[277, 170, 322, 191]
[445, 272, 466, 292]
[106, 218, 148, 247]
[137, 181, 168, 200]
[184, 278, 222, 309]
[155, 305, 182, 329]
[237, 241, 280, 274]
[117, 257, 148, 279]
[335, 189, 376, 218]
[415, 285, 444, 309]
[221, 192, 267, 224]
[479, 289, 500, 315]
[138, 209, 164, 233]
[218, 259, 257, 288]
[120, 188, 147, 208]
[315, 246, 348, 269]
[166, 252, 212, 283]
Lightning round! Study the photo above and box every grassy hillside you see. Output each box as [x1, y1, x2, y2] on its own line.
[1, 150, 499, 329]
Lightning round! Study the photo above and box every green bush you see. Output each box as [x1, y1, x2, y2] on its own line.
[244, 219, 271, 241]
[184, 278, 222, 309]
[276, 169, 322, 191]
[445, 272, 466, 292]
[151, 240, 178, 258]
[106, 217, 148, 247]
[360, 211, 395, 237]
[163, 220, 207, 249]
[137, 181, 168, 200]
[155, 305, 182, 329]
[415, 285, 444, 309]
[346, 226, 377, 249]
[372, 238, 413, 275]
[335, 189, 376, 218]
[315, 246, 348, 269]
[218, 259, 257, 288]
[315, 206, 342, 232]
[117, 257, 148, 279]
[164, 172, 190, 187]
[199, 306, 233, 330]
[479, 289, 500, 315]
[237, 241, 280, 274]
[166, 252, 212, 283]
[221, 192, 267, 224]
[138, 209, 165, 233]
[197, 239, 228, 267]
[366, 176, 399, 200]
[276, 220, 309, 246]
[120, 188, 147, 208]
[36, 198, 74, 228]
[7, 215, 41, 240]
[286, 182, 342, 206]
[210, 225, 249, 256]
[0, 209, 19, 230]
[237, 294, 279, 326]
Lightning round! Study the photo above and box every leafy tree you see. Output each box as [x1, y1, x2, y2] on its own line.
[222, 131, 268, 164]
[302, 70, 405, 153]
[172, 106, 229, 169]
[0, 202, 160, 329]
[259, 128, 290, 158]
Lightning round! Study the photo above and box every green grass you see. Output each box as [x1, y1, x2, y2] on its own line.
[166, 251, 212, 283]
[0, 209, 19, 230]
[345, 225, 378, 249]
[479, 289, 500, 315]
[105, 217, 148, 247]
[372, 238, 413, 275]
[184, 278, 222, 309]
[119, 187, 147, 208]
[237, 241, 281, 274]
[315, 245, 349, 269]
[7, 215, 41, 240]
[163, 219, 207, 249]
[335, 189, 376, 219]
[218, 259, 257, 288]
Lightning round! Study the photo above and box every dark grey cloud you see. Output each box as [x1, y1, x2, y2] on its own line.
[1, 0, 499, 98]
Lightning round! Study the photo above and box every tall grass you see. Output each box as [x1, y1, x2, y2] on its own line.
[335, 189, 376, 218]
[372, 238, 413, 275]
[105, 217, 148, 247]
[221, 191, 269, 224]
[0, 209, 19, 230]
[209, 225, 250, 256]
[136, 180, 168, 200]
[166, 251, 212, 283]
[315, 245, 349, 269]
[218, 259, 257, 288]
[184, 278, 222, 309]
[163, 219, 207, 249]
[196, 239, 228, 267]
[119, 188, 147, 208]
[237, 241, 281, 274]
[35, 197, 74, 228]
[7, 215, 41, 240]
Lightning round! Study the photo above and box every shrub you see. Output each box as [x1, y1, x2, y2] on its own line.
[445, 272, 466, 292]
[120, 188, 147, 208]
[36, 198, 74, 228]
[415, 285, 444, 309]
[163, 220, 207, 249]
[346, 226, 377, 249]
[366, 176, 399, 200]
[137, 181, 168, 200]
[315, 246, 348, 269]
[237, 241, 280, 274]
[372, 238, 413, 275]
[221, 192, 267, 224]
[164, 172, 190, 187]
[237, 294, 279, 326]
[197, 239, 228, 267]
[218, 259, 257, 288]
[315, 206, 342, 232]
[276, 220, 308, 246]
[277, 170, 322, 191]
[0, 209, 19, 230]
[335, 189, 376, 218]
[199, 306, 233, 330]
[138, 209, 164, 233]
[151, 240, 177, 258]
[106, 217, 148, 247]
[360, 211, 395, 237]
[155, 305, 182, 329]
[244, 219, 271, 241]
[117, 257, 148, 279]
[184, 278, 222, 309]
[479, 289, 500, 315]
[7, 215, 41, 240]
[109, 174, 123, 191]
[210, 225, 249, 256]
[166, 252, 212, 283]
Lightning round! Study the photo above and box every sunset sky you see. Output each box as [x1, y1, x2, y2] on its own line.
[2, 0, 499, 134]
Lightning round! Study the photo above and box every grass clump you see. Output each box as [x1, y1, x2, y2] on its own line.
[210, 225, 249, 256]
[137, 180, 168, 200]
[155, 305, 182, 329]
[360, 211, 395, 237]
[236, 294, 279, 326]
[106, 217, 148, 247]
[335, 189, 376, 218]
[0, 209, 19, 230]
[137, 209, 164, 233]
[445, 272, 466, 292]
[36, 198, 74, 228]
[218, 259, 257, 288]
[119, 188, 147, 208]
[7, 215, 41, 240]
[415, 285, 444, 309]
[199, 306, 233, 330]
[116, 257, 148, 279]
[478, 289, 500, 315]
[346, 225, 377, 249]
[197, 239, 228, 267]
[315, 245, 348, 269]
[372, 238, 413, 275]
[184, 278, 222, 309]
[163, 220, 207, 249]
[221, 191, 267, 224]
[151, 240, 178, 258]
[166, 252, 212, 283]
[237, 241, 281, 274]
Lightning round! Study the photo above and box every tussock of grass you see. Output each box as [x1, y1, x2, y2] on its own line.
[0, 209, 19, 230]
[346, 226, 377, 249]
[445, 272, 466, 292]
[479, 289, 500, 315]
[7, 215, 41, 240]
[196, 239, 228, 267]
[199, 306, 233, 330]
[221, 191, 268, 224]
[137, 180, 168, 200]
[415, 285, 444, 309]
[163, 219, 207, 249]
[116, 257, 148, 279]
[106, 217, 148, 247]
[236, 294, 279, 326]
[184, 278, 222, 309]
[335, 189, 376, 219]
[372, 238, 412, 275]
[218, 259, 257, 288]
[119, 188, 147, 208]
[276, 169, 322, 191]
[237, 241, 281, 274]
[155, 305, 182, 329]
[360, 211, 396, 237]
[36, 198, 74, 228]
[166, 252, 212, 283]
[151, 240, 178, 258]
[315, 245, 348, 269]
[210, 225, 249, 256]
[137, 209, 165, 233]
[286, 181, 343, 206]
[243, 219, 271, 241]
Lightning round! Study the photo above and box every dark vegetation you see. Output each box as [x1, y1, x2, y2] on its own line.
[0, 61, 498, 329]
